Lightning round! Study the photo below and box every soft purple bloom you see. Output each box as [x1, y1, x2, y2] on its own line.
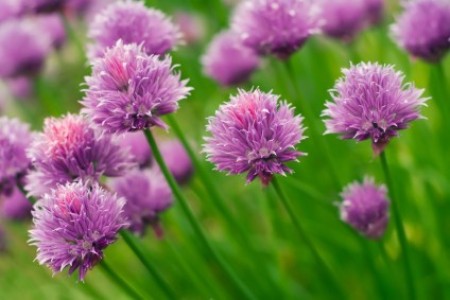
[111, 168, 172, 237]
[160, 140, 193, 185]
[364, 0, 384, 25]
[119, 132, 152, 168]
[29, 181, 127, 281]
[1, 186, 32, 220]
[231, 0, 322, 59]
[0, 117, 32, 196]
[87, 1, 180, 59]
[26, 114, 134, 197]
[204, 89, 306, 185]
[38, 14, 66, 50]
[0, 19, 51, 78]
[174, 11, 205, 45]
[339, 177, 389, 239]
[202, 30, 260, 86]
[24, 0, 67, 13]
[0, 0, 23, 22]
[391, 0, 450, 63]
[319, 0, 367, 41]
[6, 76, 33, 99]
[322, 62, 427, 155]
[82, 41, 191, 133]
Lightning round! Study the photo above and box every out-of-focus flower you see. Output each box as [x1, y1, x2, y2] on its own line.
[26, 114, 134, 197]
[391, 0, 450, 63]
[0, 19, 51, 78]
[38, 14, 66, 49]
[160, 139, 193, 184]
[231, 0, 322, 59]
[87, 1, 180, 59]
[0, 117, 32, 196]
[339, 177, 389, 239]
[204, 89, 306, 186]
[29, 181, 127, 281]
[0, 0, 24, 22]
[174, 11, 205, 45]
[119, 132, 152, 168]
[322, 62, 427, 155]
[319, 0, 367, 41]
[1, 186, 32, 220]
[82, 41, 191, 133]
[23, 0, 67, 14]
[202, 30, 260, 86]
[6, 76, 33, 99]
[364, 0, 384, 25]
[111, 168, 172, 237]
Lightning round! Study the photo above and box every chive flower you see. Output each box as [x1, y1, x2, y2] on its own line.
[322, 62, 427, 155]
[204, 89, 306, 186]
[339, 177, 389, 239]
[29, 181, 127, 281]
[82, 40, 191, 133]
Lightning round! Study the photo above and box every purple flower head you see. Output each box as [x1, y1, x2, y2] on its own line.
[204, 89, 306, 186]
[322, 62, 427, 155]
[319, 0, 367, 41]
[88, 1, 180, 59]
[111, 168, 172, 237]
[119, 131, 152, 168]
[1, 186, 32, 220]
[231, 0, 322, 59]
[29, 181, 127, 281]
[364, 0, 384, 25]
[0, 19, 51, 78]
[26, 114, 134, 197]
[160, 139, 193, 185]
[82, 40, 191, 133]
[202, 30, 260, 86]
[339, 177, 389, 239]
[0, 117, 32, 196]
[38, 14, 66, 50]
[391, 0, 450, 63]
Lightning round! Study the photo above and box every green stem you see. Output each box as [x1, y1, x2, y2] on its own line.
[99, 261, 143, 300]
[282, 59, 341, 190]
[61, 15, 86, 62]
[119, 230, 176, 299]
[271, 177, 344, 298]
[144, 129, 256, 300]
[380, 151, 416, 300]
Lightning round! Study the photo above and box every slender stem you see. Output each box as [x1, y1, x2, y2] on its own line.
[380, 151, 416, 300]
[282, 59, 341, 190]
[61, 15, 86, 62]
[271, 177, 344, 297]
[119, 230, 176, 299]
[99, 261, 143, 300]
[144, 129, 256, 300]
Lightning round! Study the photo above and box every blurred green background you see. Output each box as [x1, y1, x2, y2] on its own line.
[1, 0, 450, 299]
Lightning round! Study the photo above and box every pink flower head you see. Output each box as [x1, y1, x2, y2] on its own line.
[204, 89, 306, 185]
[202, 30, 260, 86]
[391, 0, 450, 63]
[339, 177, 389, 239]
[231, 0, 322, 59]
[322, 62, 427, 155]
[26, 114, 134, 196]
[29, 181, 127, 281]
[82, 41, 191, 133]
[87, 1, 180, 59]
